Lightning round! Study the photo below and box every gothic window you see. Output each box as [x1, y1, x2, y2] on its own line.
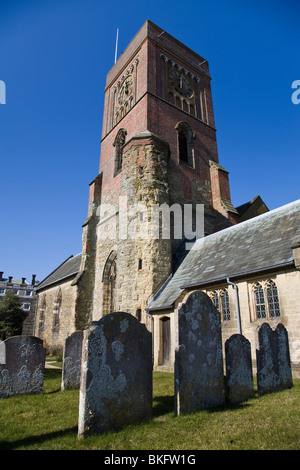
[175, 122, 195, 168]
[53, 288, 62, 330]
[221, 290, 231, 321]
[254, 283, 266, 319]
[102, 251, 117, 315]
[38, 295, 46, 333]
[252, 280, 280, 320]
[209, 289, 231, 321]
[113, 128, 127, 176]
[267, 281, 281, 318]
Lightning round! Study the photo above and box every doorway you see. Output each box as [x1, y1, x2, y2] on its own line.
[160, 317, 171, 365]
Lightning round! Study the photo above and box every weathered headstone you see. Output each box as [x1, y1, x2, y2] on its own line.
[225, 334, 254, 404]
[0, 336, 46, 398]
[175, 291, 225, 416]
[256, 323, 293, 396]
[61, 331, 83, 390]
[78, 312, 152, 438]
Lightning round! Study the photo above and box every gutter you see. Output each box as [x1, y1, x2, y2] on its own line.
[180, 261, 294, 290]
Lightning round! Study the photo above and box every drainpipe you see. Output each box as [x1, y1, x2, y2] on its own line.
[226, 277, 242, 335]
[145, 310, 153, 333]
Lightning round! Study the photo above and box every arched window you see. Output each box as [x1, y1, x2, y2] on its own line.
[175, 122, 195, 168]
[209, 289, 231, 321]
[113, 128, 127, 176]
[53, 288, 62, 330]
[102, 251, 117, 315]
[254, 283, 266, 319]
[267, 281, 281, 318]
[221, 290, 230, 321]
[38, 295, 46, 334]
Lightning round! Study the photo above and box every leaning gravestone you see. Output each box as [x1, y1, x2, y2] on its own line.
[61, 331, 83, 390]
[256, 323, 293, 396]
[0, 336, 46, 398]
[225, 334, 254, 404]
[78, 312, 152, 438]
[175, 291, 225, 416]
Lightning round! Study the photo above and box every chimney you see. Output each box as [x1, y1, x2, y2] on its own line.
[21, 277, 26, 285]
[8, 276, 13, 284]
[0, 272, 3, 281]
[31, 274, 36, 286]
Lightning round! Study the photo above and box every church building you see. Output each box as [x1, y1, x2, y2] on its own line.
[35, 21, 300, 377]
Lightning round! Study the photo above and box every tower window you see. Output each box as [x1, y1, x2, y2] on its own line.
[175, 122, 195, 168]
[113, 128, 127, 176]
[178, 131, 188, 163]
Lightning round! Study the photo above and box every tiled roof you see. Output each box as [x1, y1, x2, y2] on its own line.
[36, 253, 82, 291]
[147, 199, 300, 311]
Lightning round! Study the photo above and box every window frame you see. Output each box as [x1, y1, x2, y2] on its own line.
[251, 280, 281, 321]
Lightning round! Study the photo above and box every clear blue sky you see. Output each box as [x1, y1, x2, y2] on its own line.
[0, 0, 299, 281]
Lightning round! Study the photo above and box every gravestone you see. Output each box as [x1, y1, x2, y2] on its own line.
[225, 334, 254, 404]
[0, 336, 46, 398]
[61, 331, 83, 390]
[175, 291, 225, 416]
[78, 312, 152, 438]
[256, 323, 293, 396]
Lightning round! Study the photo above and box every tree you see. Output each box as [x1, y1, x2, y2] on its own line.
[0, 290, 28, 340]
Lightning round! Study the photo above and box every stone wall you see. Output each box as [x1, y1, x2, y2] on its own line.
[35, 279, 77, 352]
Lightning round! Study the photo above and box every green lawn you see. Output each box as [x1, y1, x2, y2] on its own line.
[0, 369, 299, 450]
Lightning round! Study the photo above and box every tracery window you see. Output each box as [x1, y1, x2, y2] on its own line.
[252, 280, 281, 320]
[267, 281, 281, 318]
[209, 288, 231, 321]
[254, 283, 266, 319]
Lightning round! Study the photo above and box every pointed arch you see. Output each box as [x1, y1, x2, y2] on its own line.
[113, 128, 127, 176]
[53, 287, 62, 330]
[102, 251, 117, 315]
[175, 122, 195, 168]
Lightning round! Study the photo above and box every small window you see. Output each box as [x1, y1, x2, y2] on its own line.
[0, 289, 5, 295]
[25, 290, 32, 296]
[23, 303, 30, 311]
[138, 259, 143, 270]
[254, 284, 266, 319]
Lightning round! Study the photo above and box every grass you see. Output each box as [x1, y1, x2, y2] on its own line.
[0, 370, 299, 450]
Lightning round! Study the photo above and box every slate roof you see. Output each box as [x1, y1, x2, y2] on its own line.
[147, 199, 300, 311]
[36, 253, 82, 291]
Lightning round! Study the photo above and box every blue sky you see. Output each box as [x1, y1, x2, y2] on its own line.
[0, 0, 299, 281]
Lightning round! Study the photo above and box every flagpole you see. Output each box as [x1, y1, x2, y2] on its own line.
[114, 28, 119, 64]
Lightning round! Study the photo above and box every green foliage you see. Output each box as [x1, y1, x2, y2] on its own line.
[0, 290, 27, 340]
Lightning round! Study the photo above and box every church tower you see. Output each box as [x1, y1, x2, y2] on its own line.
[74, 20, 238, 329]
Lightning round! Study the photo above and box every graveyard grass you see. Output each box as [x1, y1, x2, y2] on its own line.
[0, 370, 299, 450]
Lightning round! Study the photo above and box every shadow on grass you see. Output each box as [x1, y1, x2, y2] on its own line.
[153, 395, 174, 417]
[0, 426, 78, 450]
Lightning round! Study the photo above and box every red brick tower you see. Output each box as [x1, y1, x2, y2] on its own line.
[75, 20, 238, 329]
